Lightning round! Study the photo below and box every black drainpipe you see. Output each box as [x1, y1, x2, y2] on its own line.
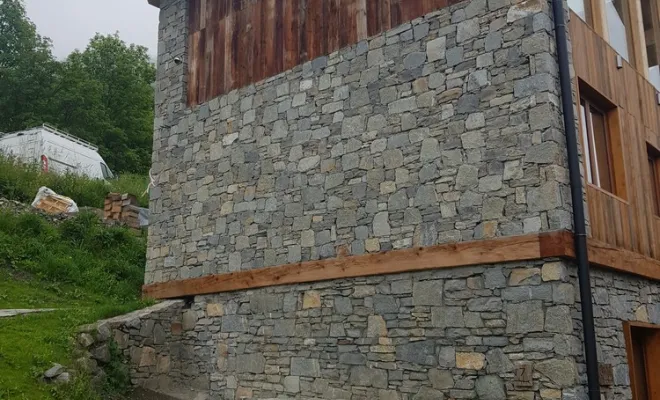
[551, 0, 601, 398]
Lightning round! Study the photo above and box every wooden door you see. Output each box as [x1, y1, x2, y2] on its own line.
[645, 330, 660, 399]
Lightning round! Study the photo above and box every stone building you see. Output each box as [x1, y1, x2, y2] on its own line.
[127, 0, 660, 398]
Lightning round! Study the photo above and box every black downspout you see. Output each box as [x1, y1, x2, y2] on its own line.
[551, 1, 601, 399]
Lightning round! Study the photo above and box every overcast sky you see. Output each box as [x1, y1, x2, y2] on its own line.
[24, 0, 160, 59]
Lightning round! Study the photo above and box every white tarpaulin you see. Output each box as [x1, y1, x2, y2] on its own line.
[31, 186, 79, 214]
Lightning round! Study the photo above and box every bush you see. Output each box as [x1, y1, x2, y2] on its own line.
[0, 155, 150, 208]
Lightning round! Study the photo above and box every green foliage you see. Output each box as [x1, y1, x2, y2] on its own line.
[101, 341, 131, 398]
[0, 155, 149, 207]
[0, 211, 146, 301]
[0, 0, 60, 130]
[0, 210, 148, 399]
[0, 0, 156, 174]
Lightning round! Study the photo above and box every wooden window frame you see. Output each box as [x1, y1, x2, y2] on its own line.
[623, 321, 660, 400]
[577, 82, 628, 200]
[581, 98, 615, 190]
[647, 144, 660, 217]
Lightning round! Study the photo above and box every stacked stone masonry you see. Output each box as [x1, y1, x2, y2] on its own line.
[108, 261, 658, 399]
[147, 0, 571, 284]
[75, 301, 190, 392]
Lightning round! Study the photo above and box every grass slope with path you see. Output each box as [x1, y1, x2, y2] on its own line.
[0, 210, 148, 400]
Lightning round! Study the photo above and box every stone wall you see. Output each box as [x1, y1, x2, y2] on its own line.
[172, 259, 583, 399]
[75, 300, 197, 394]
[579, 268, 660, 400]
[73, 261, 660, 399]
[147, 0, 571, 284]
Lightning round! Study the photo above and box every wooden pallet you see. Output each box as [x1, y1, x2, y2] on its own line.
[35, 196, 72, 214]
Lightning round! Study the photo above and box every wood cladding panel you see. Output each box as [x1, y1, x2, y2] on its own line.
[187, 0, 446, 104]
[571, 14, 660, 262]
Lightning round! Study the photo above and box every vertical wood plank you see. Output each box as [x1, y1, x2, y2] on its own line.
[356, 0, 368, 41]
[306, 0, 321, 60]
[283, 0, 300, 70]
[367, 0, 381, 37]
[264, 0, 277, 78]
[390, 0, 402, 27]
[244, 2, 256, 88]
[189, 0, 201, 33]
[347, 0, 358, 46]
[327, 0, 340, 54]
[200, 0, 208, 29]
[252, 1, 263, 85]
[381, 0, 392, 32]
[188, 30, 201, 105]
[203, 24, 214, 103]
[212, 17, 226, 99]
[338, 0, 350, 48]
[275, 0, 286, 73]
[223, 9, 234, 95]
[197, 29, 207, 103]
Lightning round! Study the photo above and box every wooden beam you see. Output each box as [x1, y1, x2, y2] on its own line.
[627, 0, 648, 76]
[142, 231, 660, 299]
[143, 232, 569, 299]
[590, 0, 608, 41]
[586, 238, 660, 280]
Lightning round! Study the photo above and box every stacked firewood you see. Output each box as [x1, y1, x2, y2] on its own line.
[104, 193, 140, 229]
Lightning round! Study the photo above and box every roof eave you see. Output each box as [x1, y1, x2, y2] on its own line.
[148, 0, 160, 8]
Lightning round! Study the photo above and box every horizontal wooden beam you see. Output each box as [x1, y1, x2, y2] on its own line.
[142, 231, 660, 299]
[143, 231, 570, 299]
[586, 240, 660, 281]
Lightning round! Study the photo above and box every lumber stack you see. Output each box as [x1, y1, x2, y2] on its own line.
[104, 193, 140, 229]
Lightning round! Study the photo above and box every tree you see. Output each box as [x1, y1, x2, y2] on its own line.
[54, 35, 156, 173]
[0, 0, 58, 131]
[0, 1, 156, 174]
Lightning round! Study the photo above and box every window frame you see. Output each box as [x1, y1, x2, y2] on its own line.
[577, 82, 628, 200]
[580, 98, 615, 192]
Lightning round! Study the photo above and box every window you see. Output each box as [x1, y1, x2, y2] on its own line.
[640, 0, 660, 89]
[578, 83, 626, 198]
[606, 0, 632, 61]
[568, 0, 592, 24]
[580, 98, 615, 192]
[624, 323, 660, 400]
[647, 145, 660, 216]
[100, 163, 114, 180]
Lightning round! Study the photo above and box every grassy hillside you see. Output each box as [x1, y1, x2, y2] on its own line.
[0, 211, 148, 400]
[0, 155, 150, 208]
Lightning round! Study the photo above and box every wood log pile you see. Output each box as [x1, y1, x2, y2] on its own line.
[104, 193, 140, 229]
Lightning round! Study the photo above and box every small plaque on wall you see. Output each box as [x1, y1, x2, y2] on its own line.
[599, 363, 614, 386]
[514, 363, 534, 389]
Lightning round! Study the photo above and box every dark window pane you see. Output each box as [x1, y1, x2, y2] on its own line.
[649, 156, 659, 215]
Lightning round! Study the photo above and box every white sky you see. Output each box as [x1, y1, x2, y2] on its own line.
[24, 0, 160, 59]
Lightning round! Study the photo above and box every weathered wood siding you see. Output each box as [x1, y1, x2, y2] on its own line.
[570, 14, 660, 261]
[187, 0, 454, 105]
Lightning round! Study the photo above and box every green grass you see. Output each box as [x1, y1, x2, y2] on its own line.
[0, 155, 150, 208]
[0, 268, 107, 309]
[0, 211, 147, 399]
